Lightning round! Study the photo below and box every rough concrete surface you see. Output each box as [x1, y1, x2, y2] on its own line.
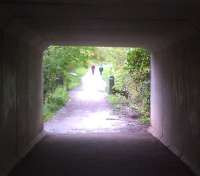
[150, 36, 200, 175]
[0, 31, 43, 175]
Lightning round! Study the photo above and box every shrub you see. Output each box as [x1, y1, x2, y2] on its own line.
[43, 86, 69, 121]
[126, 48, 151, 121]
[48, 87, 68, 108]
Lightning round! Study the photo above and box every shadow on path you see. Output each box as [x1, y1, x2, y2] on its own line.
[9, 133, 195, 176]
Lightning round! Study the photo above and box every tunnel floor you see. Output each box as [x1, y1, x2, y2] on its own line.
[9, 132, 195, 176]
[9, 70, 195, 176]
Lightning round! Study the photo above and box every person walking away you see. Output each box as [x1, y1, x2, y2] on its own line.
[91, 65, 95, 75]
[99, 65, 104, 75]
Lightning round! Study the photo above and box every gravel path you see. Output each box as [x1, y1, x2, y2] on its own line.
[44, 70, 148, 134]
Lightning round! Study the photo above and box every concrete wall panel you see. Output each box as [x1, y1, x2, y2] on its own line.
[150, 35, 200, 175]
[0, 46, 17, 175]
[0, 29, 43, 175]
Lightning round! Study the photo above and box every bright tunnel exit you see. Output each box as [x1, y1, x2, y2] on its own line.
[43, 46, 151, 134]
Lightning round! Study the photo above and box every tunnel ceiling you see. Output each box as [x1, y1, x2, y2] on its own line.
[1, 0, 200, 49]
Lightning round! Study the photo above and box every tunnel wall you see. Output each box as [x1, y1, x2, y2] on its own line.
[0, 27, 44, 175]
[150, 35, 200, 175]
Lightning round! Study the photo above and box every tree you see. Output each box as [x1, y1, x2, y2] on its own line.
[126, 48, 151, 116]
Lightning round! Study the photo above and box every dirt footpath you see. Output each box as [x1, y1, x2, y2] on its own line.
[44, 70, 147, 134]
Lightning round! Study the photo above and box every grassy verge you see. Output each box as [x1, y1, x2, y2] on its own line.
[139, 115, 150, 124]
[103, 65, 150, 124]
[43, 86, 69, 122]
[107, 94, 150, 124]
[107, 94, 128, 106]
[42, 67, 88, 122]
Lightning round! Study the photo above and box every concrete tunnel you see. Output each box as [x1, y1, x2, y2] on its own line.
[0, 0, 200, 175]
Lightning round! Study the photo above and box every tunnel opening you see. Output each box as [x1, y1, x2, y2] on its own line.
[0, 1, 200, 175]
[42, 45, 151, 134]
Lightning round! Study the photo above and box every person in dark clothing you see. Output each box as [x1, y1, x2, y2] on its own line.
[91, 65, 95, 75]
[99, 65, 104, 75]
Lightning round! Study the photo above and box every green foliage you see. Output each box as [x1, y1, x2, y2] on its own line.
[139, 115, 150, 124]
[96, 47, 151, 124]
[126, 48, 150, 82]
[107, 94, 128, 106]
[126, 48, 151, 120]
[43, 46, 94, 99]
[102, 65, 111, 81]
[67, 67, 88, 90]
[107, 95, 120, 105]
[47, 87, 68, 109]
[42, 46, 151, 124]
[97, 47, 129, 90]
[43, 87, 69, 121]
[43, 46, 94, 121]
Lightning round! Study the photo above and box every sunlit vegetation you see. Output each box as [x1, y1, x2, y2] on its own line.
[126, 48, 151, 122]
[43, 46, 94, 121]
[95, 47, 151, 123]
[43, 46, 150, 123]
